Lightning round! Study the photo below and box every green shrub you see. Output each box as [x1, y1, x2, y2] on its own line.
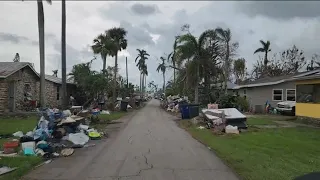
[216, 94, 249, 112]
[217, 94, 237, 108]
[236, 96, 249, 112]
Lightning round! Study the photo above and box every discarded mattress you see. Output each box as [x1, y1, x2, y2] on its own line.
[202, 108, 247, 129]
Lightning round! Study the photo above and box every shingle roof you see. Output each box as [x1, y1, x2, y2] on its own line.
[0, 62, 75, 84]
[45, 75, 75, 85]
[0, 62, 38, 78]
[292, 71, 320, 81]
[233, 69, 320, 89]
[211, 82, 237, 90]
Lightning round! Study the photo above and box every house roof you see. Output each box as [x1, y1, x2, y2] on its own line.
[0, 62, 38, 78]
[233, 69, 320, 89]
[292, 72, 320, 81]
[45, 75, 75, 85]
[0, 62, 75, 85]
[211, 82, 237, 90]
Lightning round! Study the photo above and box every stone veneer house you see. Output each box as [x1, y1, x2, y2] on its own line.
[0, 62, 76, 112]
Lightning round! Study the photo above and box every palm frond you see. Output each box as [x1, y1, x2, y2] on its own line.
[225, 28, 231, 41]
[167, 52, 173, 62]
[160, 56, 166, 62]
[178, 34, 198, 47]
[266, 40, 271, 49]
[156, 65, 161, 72]
[198, 29, 216, 49]
[135, 56, 139, 63]
[254, 48, 265, 54]
[259, 40, 267, 47]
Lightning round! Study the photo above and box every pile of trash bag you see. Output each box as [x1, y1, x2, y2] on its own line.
[5, 108, 105, 159]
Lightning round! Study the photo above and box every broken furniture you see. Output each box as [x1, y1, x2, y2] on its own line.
[202, 108, 247, 129]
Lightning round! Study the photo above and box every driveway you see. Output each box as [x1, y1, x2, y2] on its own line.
[24, 99, 238, 180]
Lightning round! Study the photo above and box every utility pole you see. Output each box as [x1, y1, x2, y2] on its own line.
[126, 57, 128, 88]
[37, 0, 46, 108]
[61, 0, 67, 109]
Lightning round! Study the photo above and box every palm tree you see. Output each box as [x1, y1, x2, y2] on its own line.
[107, 27, 128, 103]
[91, 33, 112, 73]
[135, 49, 150, 96]
[34, 0, 52, 108]
[216, 28, 232, 93]
[61, 0, 67, 109]
[176, 29, 216, 103]
[254, 40, 271, 68]
[157, 56, 166, 92]
[168, 36, 178, 84]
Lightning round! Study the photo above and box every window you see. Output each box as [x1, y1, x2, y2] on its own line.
[243, 89, 246, 95]
[296, 84, 320, 103]
[56, 86, 60, 100]
[272, 89, 283, 101]
[286, 89, 296, 101]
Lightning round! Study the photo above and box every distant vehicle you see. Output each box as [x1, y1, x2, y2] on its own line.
[276, 101, 296, 115]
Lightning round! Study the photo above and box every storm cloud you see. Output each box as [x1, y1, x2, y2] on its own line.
[131, 3, 160, 16]
[236, 1, 320, 20]
[0, 1, 320, 86]
[0, 32, 37, 45]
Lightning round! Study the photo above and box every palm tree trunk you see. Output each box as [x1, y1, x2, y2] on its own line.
[142, 73, 145, 97]
[139, 72, 142, 96]
[264, 51, 268, 68]
[163, 72, 165, 93]
[144, 74, 147, 95]
[102, 54, 107, 73]
[173, 62, 176, 84]
[37, 0, 46, 108]
[61, 0, 67, 109]
[112, 52, 118, 104]
[194, 63, 199, 104]
[224, 43, 230, 94]
[204, 72, 210, 104]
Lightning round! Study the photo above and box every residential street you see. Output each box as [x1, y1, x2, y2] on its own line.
[24, 99, 238, 180]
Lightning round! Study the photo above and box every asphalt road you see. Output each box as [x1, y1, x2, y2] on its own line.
[24, 99, 239, 180]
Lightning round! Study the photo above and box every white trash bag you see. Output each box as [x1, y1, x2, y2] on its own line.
[68, 133, 89, 145]
[12, 131, 24, 138]
[225, 125, 239, 134]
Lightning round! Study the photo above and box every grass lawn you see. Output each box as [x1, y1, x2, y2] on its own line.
[0, 115, 41, 180]
[0, 156, 42, 180]
[246, 117, 279, 126]
[0, 115, 38, 135]
[98, 111, 127, 122]
[179, 119, 320, 180]
[0, 115, 38, 148]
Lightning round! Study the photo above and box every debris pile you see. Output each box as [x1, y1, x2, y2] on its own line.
[0, 108, 106, 160]
[199, 105, 248, 134]
[163, 95, 189, 113]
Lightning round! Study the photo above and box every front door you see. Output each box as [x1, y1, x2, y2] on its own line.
[8, 82, 16, 112]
